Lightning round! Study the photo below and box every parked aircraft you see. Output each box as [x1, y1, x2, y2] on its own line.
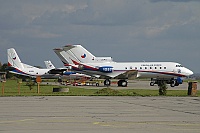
[7, 48, 56, 78]
[54, 45, 193, 87]
[7, 48, 89, 80]
[44, 60, 91, 79]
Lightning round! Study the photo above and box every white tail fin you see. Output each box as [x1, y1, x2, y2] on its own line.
[44, 60, 55, 69]
[7, 48, 24, 69]
[62, 45, 96, 63]
[62, 45, 114, 63]
[53, 48, 74, 64]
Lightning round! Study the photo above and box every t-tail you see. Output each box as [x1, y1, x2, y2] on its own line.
[62, 45, 96, 63]
[62, 44, 113, 63]
[53, 48, 75, 65]
[7, 48, 24, 69]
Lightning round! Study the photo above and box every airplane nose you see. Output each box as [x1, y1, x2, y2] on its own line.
[188, 70, 193, 75]
[186, 69, 193, 76]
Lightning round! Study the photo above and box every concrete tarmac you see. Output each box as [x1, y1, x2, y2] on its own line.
[0, 96, 200, 133]
[72, 80, 199, 90]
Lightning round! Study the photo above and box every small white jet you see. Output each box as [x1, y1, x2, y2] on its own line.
[7, 48, 88, 80]
[53, 45, 193, 87]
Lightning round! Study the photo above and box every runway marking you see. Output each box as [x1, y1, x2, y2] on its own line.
[93, 121, 200, 129]
[0, 118, 34, 124]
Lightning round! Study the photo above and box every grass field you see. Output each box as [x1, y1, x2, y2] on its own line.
[0, 79, 199, 97]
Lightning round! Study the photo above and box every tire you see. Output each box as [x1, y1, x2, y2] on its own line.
[104, 79, 111, 86]
[170, 80, 175, 87]
[121, 80, 127, 87]
[118, 80, 122, 86]
[96, 83, 99, 86]
[150, 82, 155, 86]
[118, 80, 127, 87]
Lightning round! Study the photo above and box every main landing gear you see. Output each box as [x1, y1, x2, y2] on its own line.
[117, 79, 128, 87]
[104, 79, 128, 87]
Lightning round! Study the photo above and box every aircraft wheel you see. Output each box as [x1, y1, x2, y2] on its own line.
[118, 80, 122, 86]
[121, 80, 127, 87]
[104, 79, 111, 86]
[150, 82, 155, 86]
[96, 83, 99, 86]
[118, 80, 127, 87]
[170, 80, 175, 87]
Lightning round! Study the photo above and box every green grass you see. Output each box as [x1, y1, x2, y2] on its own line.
[0, 79, 199, 97]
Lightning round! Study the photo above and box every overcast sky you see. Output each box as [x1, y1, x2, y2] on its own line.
[0, 0, 199, 73]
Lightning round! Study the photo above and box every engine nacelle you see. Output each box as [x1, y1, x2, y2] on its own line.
[99, 66, 113, 73]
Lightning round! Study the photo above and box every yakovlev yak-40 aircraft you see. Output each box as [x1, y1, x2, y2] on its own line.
[53, 45, 193, 87]
[7, 48, 89, 79]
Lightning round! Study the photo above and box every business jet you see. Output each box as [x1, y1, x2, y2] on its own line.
[53, 45, 193, 87]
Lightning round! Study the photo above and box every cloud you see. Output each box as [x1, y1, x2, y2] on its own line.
[0, 0, 200, 72]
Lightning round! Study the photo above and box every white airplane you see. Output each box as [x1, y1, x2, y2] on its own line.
[7, 48, 90, 80]
[7, 48, 56, 78]
[53, 45, 193, 87]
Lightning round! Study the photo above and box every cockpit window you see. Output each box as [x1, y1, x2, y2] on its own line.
[176, 64, 183, 67]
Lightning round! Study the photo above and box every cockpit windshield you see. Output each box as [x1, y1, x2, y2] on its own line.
[176, 64, 183, 67]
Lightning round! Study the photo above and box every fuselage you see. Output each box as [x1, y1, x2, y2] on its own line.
[8, 64, 51, 78]
[9, 63, 90, 79]
[70, 61, 193, 79]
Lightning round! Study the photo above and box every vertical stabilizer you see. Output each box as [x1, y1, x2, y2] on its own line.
[7, 48, 24, 69]
[53, 48, 74, 64]
[44, 60, 55, 69]
[62, 45, 96, 63]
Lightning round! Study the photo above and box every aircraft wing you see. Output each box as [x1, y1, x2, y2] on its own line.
[114, 70, 138, 80]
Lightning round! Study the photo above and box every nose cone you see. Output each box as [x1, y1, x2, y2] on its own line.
[188, 69, 193, 75]
[185, 68, 193, 76]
